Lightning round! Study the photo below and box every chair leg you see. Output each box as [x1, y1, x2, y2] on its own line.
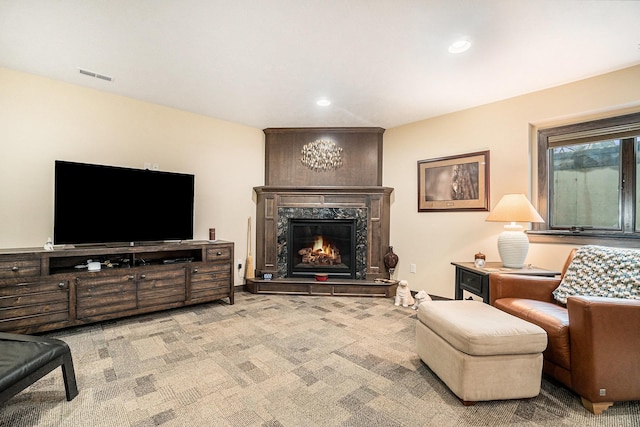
[61, 352, 79, 401]
[581, 397, 613, 415]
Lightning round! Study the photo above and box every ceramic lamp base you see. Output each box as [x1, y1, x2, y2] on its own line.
[496, 225, 529, 268]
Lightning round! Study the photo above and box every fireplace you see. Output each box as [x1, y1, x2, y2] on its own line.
[287, 219, 356, 279]
[249, 186, 394, 295]
[248, 127, 394, 296]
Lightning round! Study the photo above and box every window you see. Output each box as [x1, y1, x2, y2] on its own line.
[532, 112, 640, 246]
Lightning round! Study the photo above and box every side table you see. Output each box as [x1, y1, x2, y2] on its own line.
[451, 262, 560, 303]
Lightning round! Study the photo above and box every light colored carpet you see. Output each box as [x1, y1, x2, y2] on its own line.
[1, 291, 638, 426]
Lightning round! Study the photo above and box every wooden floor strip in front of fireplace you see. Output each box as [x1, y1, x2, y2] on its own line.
[245, 278, 397, 298]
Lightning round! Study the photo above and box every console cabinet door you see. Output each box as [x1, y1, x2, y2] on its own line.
[75, 273, 137, 320]
[190, 263, 232, 303]
[0, 278, 70, 333]
[137, 267, 186, 308]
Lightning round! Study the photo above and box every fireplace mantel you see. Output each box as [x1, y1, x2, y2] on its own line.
[253, 186, 393, 281]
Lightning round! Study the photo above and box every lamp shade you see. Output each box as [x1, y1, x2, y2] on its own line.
[485, 194, 544, 223]
[485, 194, 543, 268]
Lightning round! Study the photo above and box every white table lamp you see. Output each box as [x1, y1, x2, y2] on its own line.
[485, 194, 544, 268]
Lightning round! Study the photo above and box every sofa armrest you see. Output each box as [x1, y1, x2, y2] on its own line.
[489, 273, 560, 306]
[567, 296, 640, 403]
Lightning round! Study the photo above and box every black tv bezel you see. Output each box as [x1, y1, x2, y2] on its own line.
[54, 160, 195, 246]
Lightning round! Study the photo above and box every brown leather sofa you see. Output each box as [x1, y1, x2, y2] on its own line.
[489, 249, 640, 415]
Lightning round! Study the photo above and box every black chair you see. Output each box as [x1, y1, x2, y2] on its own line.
[0, 332, 78, 404]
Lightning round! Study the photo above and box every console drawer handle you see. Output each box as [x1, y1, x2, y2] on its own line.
[12, 266, 19, 272]
[193, 268, 199, 274]
[128, 275, 135, 280]
[216, 251, 222, 256]
[58, 282, 65, 289]
[140, 274, 146, 279]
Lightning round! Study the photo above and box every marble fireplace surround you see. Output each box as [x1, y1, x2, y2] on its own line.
[277, 207, 368, 279]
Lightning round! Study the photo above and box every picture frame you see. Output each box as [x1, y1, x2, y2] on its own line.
[417, 150, 490, 212]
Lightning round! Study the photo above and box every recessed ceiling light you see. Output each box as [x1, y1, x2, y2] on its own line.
[316, 98, 331, 107]
[448, 39, 471, 54]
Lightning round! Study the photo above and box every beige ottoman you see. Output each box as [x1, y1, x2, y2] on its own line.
[416, 300, 547, 404]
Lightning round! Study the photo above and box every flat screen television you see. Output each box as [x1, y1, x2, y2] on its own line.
[54, 160, 195, 245]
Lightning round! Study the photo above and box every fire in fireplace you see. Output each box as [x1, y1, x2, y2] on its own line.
[287, 219, 356, 278]
[298, 235, 342, 266]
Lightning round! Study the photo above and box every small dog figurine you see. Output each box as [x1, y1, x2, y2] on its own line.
[411, 290, 431, 309]
[394, 280, 415, 307]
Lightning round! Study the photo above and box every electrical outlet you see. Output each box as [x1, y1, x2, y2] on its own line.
[152, 163, 159, 171]
[410, 264, 416, 273]
[237, 259, 243, 270]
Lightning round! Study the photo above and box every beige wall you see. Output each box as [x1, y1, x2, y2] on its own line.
[384, 65, 640, 298]
[0, 67, 264, 285]
[3, 65, 640, 296]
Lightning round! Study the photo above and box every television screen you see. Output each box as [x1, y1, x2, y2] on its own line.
[54, 161, 194, 245]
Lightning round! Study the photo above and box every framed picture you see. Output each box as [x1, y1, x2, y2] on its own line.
[417, 150, 490, 212]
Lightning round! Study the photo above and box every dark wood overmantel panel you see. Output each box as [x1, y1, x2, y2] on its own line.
[263, 127, 384, 187]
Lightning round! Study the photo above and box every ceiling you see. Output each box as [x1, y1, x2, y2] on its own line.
[1, 0, 639, 130]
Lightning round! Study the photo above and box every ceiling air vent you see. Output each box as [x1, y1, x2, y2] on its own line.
[78, 68, 113, 82]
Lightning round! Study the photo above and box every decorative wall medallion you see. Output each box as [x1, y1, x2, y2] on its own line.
[300, 139, 343, 172]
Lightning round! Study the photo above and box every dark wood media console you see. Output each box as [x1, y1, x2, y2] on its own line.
[0, 241, 234, 334]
